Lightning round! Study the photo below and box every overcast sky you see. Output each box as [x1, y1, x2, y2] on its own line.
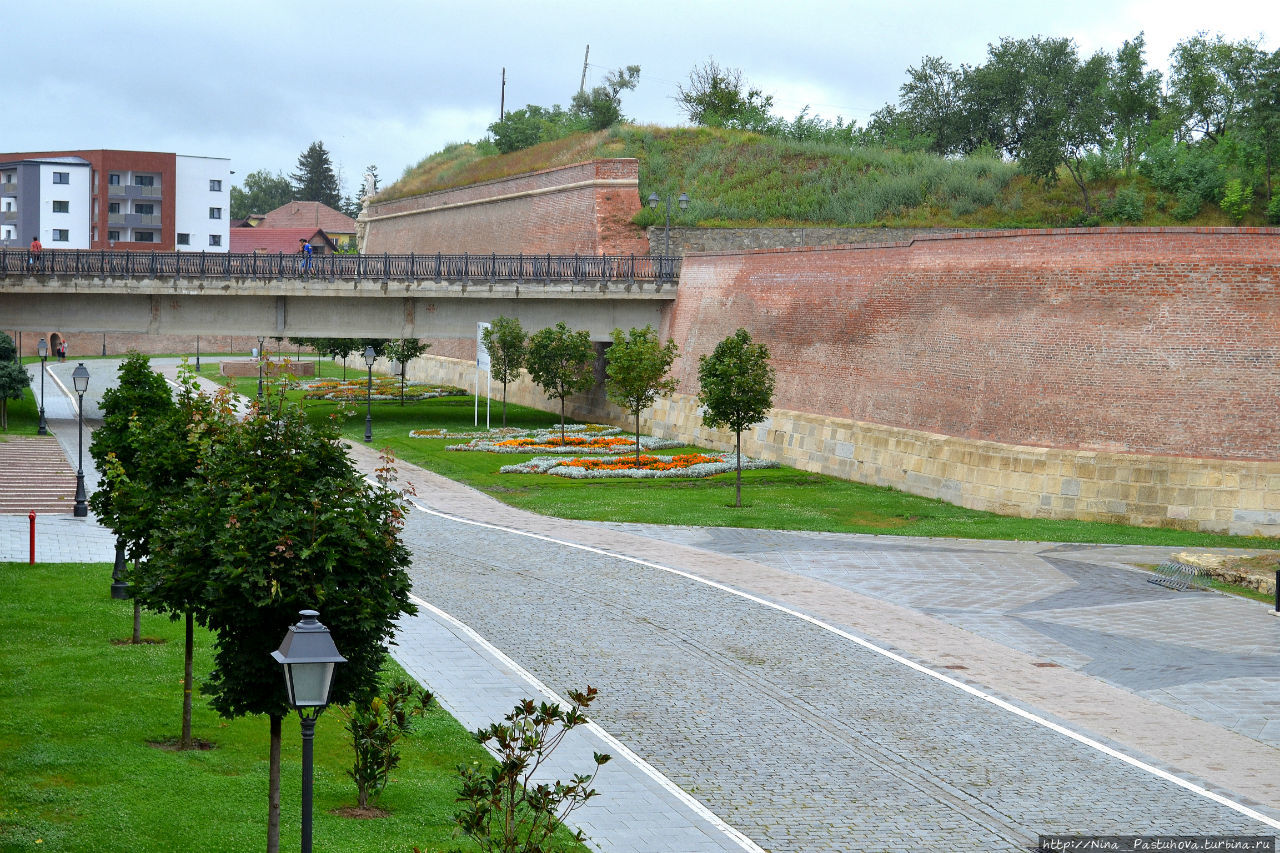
[8, 0, 1272, 197]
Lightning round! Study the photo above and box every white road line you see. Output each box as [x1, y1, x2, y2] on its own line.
[407, 592, 767, 853]
[404, 496, 1280, 832]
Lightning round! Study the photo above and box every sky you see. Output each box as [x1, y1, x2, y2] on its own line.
[7, 0, 1273, 198]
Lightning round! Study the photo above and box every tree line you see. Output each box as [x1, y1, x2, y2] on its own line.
[230, 141, 378, 222]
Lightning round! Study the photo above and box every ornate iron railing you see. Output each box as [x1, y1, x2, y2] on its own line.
[2, 250, 681, 283]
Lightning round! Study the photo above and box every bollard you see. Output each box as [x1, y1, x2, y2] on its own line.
[1275, 568, 1279, 613]
[28, 511, 35, 564]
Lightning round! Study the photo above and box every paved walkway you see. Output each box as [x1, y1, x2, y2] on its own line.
[3, 360, 1279, 852]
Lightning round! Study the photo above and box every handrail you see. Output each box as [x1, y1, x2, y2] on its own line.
[0, 250, 681, 283]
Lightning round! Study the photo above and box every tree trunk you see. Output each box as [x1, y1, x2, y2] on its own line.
[1, 399, 7, 430]
[268, 714, 282, 853]
[560, 397, 567, 444]
[181, 610, 194, 748]
[502, 382, 508, 427]
[132, 601, 141, 644]
[1066, 157, 1091, 215]
[635, 410, 642, 466]
[734, 429, 743, 508]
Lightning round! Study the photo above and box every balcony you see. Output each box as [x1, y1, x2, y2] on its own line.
[107, 213, 162, 227]
[107, 184, 163, 200]
[2, 211, 16, 223]
[0, 182, 16, 196]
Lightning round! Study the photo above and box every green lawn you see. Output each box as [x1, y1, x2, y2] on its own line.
[208, 375, 1280, 549]
[0, 385, 39, 438]
[0, 561, 592, 853]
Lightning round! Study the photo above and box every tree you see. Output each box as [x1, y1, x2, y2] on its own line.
[697, 329, 775, 508]
[229, 169, 295, 220]
[0, 333, 29, 431]
[525, 322, 596, 444]
[675, 59, 774, 131]
[147, 398, 415, 853]
[342, 680, 433, 811]
[481, 316, 527, 427]
[571, 65, 640, 131]
[488, 104, 577, 154]
[383, 338, 431, 404]
[1107, 33, 1163, 175]
[605, 326, 678, 465]
[291, 141, 342, 209]
[1169, 33, 1258, 145]
[896, 55, 966, 154]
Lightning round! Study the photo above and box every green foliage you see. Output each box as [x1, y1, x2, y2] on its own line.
[570, 65, 640, 131]
[697, 329, 776, 508]
[230, 169, 295, 219]
[291, 140, 342, 209]
[1220, 177, 1253, 223]
[342, 680, 434, 809]
[1268, 191, 1280, 224]
[1138, 134, 1224, 220]
[489, 104, 581, 155]
[483, 316, 528, 427]
[0, 333, 30, 430]
[1102, 184, 1147, 223]
[453, 686, 610, 853]
[384, 338, 432, 404]
[605, 325, 679, 464]
[675, 58, 775, 131]
[526, 322, 596, 443]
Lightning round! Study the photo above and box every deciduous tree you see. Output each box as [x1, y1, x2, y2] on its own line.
[526, 322, 595, 443]
[675, 59, 774, 131]
[697, 329, 775, 508]
[0, 333, 30, 431]
[383, 338, 431, 404]
[481, 316, 527, 427]
[230, 169, 295, 220]
[605, 325, 678, 464]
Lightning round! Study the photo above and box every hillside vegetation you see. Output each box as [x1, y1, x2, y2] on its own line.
[376, 124, 1256, 231]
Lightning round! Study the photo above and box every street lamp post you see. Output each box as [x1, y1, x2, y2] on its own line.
[647, 191, 690, 258]
[257, 336, 266, 401]
[195, 335, 200, 371]
[71, 362, 90, 518]
[36, 338, 47, 435]
[363, 345, 376, 443]
[271, 610, 346, 853]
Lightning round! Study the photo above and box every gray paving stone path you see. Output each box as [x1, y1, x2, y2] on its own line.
[4, 360, 1279, 852]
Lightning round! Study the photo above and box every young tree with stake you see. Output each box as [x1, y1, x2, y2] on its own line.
[605, 325, 678, 465]
[697, 328, 776, 508]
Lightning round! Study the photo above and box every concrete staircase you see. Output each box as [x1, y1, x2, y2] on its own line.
[0, 436, 77, 515]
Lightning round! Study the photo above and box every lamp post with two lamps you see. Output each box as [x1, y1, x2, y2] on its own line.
[36, 338, 47, 435]
[271, 610, 346, 853]
[71, 362, 90, 518]
[647, 191, 690, 259]
[363, 345, 376, 443]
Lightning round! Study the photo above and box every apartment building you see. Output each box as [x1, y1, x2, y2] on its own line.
[0, 149, 231, 252]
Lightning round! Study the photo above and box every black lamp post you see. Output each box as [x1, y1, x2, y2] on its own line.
[36, 338, 47, 435]
[363, 345, 376, 443]
[257, 336, 266, 401]
[110, 536, 132, 599]
[647, 191, 690, 257]
[195, 335, 200, 371]
[271, 610, 346, 853]
[71, 362, 90, 518]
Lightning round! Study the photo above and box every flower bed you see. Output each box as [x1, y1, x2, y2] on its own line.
[301, 379, 465, 402]
[499, 452, 779, 479]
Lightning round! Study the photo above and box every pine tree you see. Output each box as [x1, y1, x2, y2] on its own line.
[291, 141, 342, 208]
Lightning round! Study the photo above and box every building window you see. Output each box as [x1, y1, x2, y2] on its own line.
[135, 231, 155, 242]
[53, 172, 70, 184]
[177, 233, 190, 245]
[209, 179, 222, 192]
[93, 227, 98, 241]
[209, 207, 222, 219]
[108, 173, 121, 185]
[52, 229, 69, 242]
[52, 200, 69, 213]
[134, 175, 155, 187]
[135, 203, 154, 215]
[108, 230, 120, 242]
[209, 234, 222, 247]
[108, 202, 121, 214]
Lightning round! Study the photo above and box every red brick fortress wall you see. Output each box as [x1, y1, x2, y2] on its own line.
[360, 159, 649, 257]
[667, 228, 1280, 463]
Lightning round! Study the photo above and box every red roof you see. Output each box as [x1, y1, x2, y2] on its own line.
[229, 227, 336, 254]
[259, 201, 356, 233]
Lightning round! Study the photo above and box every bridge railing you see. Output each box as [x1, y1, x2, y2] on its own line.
[1, 250, 681, 283]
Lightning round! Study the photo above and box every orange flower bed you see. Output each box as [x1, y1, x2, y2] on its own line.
[559, 453, 718, 472]
[496, 435, 635, 449]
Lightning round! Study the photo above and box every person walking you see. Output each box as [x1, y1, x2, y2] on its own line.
[27, 235, 42, 270]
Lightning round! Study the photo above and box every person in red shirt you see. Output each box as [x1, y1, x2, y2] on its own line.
[27, 236, 42, 268]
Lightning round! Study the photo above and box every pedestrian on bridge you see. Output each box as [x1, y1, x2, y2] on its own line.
[297, 238, 313, 275]
[27, 236, 41, 269]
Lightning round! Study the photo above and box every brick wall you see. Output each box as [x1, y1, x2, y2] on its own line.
[646, 225, 1000, 256]
[361, 159, 649, 257]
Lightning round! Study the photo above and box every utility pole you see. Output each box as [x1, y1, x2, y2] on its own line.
[500, 67, 506, 120]
[579, 44, 589, 94]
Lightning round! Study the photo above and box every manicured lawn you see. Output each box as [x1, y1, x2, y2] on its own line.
[0, 385, 40, 437]
[204, 377, 1280, 549]
[0, 561, 589, 853]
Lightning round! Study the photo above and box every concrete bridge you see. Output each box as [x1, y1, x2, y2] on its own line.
[0, 250, 679, 341]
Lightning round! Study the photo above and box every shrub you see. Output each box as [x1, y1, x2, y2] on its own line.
[1220, 178, 1253, 224]
[343, 680, 434, 810]
[1102, 185, 1146, 223]
[1268, 192, 1280, 225]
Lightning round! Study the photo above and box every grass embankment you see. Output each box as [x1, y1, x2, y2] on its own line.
[221, 371, 1279, 550]
[0, 560, 591, 853]
[380, 125, 1252, 229]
